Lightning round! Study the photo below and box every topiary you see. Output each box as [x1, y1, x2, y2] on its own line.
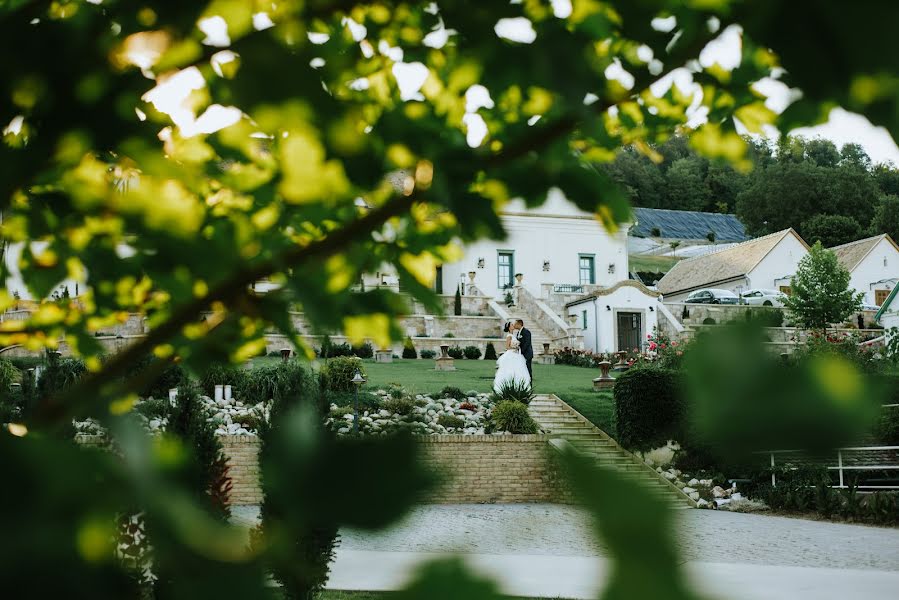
[420, 349, 436, 359]
[490, 400, 538, 434]
[484, 343, 498, 361]
[351, 342, 374, 359]
[319, 357, 365, 394]
[613, 367, 684, 452]
[454, 284, 462, 316]
[447, 345, 464, 359]
[402, 337, 417, 359]
[490, 379, 535, 405]
[462, 345, 482, 360]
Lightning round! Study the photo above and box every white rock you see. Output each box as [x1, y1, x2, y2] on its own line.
[688, 491, 700, 501]
[379, 409, 390, 418]
[696, 499, 709, 508]
[149, 419, 161, 429]
[711, 486, 727, 498]
[682, 486, 697, 494]
[215, 428, 227, 435]
[698, 479, 713, 487]
[688, 478, 699, 487]
[662, 471, 676, 481]
[338, 427, 349, 434]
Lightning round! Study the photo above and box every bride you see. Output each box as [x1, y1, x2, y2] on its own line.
[493, 322, 532, 393]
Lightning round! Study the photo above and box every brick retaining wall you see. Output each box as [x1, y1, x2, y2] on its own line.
[77, 433, 568, 505]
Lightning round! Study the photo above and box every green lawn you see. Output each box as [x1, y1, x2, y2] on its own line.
[331, 359, 616, 435]
[320, 591, 567, 600]
[628, 253, 680, 273]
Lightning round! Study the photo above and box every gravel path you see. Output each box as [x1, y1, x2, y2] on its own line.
[232, 504, 899, 572]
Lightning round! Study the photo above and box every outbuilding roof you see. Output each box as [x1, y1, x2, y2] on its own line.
[655, 229, 807, 296]
[629, 207, 749, 242]
[829, 234, 899, 273]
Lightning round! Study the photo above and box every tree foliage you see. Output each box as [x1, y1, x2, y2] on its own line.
[0, 0, 897, 597]
[801, 214, 863, 248]
[783, 242, 863, 329]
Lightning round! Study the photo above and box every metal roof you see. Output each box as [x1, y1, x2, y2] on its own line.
[629, 207, 749, 242]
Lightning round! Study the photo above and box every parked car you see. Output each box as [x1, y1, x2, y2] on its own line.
[685, 289, 740, 304]
[739, 288, 786, 307]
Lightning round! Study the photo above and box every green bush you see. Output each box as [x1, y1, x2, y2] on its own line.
[745, 307, 784, 327]
[318, 335, 353, 358]
[328, 405, 353, 420]
[383, 397, 415, 415]
[134, 398, 169, 420]
[402, 337, 417, 359]
[490, 400, 538, 434]
[164, 385, 231, 521]
[876, 405, 899, 445]
[319, 357, 365, 393]
[613, 367, 684, 452]
[0, 358, 19, 395]
[197, 363, 248, 398]
[386, 384, 405, 399]
[351, 342, 374, 359]
[420, 349, 436, 359]
[437, 414, 465, 429]
[454, 285, 462, 316]
[484, 343, 498, 361]
[447, 345, 464, 359]
[437, 386, 465, 401]
[462, 345, 482, 360]
[323, 390, 381, 411]
[491, 379, 535, 405]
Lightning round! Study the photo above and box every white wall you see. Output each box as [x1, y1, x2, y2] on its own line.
[848, 238, 899, 306]
[442, 189, 630, 299]
[746, 233, 808, 293]
[567, 285, 661, 354]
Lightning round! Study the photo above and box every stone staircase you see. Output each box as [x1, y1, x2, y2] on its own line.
[529, 395, 695, 508]
[504, 309, 554, 352]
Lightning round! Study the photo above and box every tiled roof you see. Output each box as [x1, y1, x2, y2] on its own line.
[656, 229, 804, 296]
[829, 235, 887, 272]
[630, 208, 749, 242]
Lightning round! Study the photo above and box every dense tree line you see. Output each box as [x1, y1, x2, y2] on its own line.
[603, 135, 899, 246]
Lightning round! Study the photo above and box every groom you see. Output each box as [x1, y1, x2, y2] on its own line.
[514, 319, 534, 384]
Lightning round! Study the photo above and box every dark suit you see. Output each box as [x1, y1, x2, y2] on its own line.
[518, 327, 534, 383]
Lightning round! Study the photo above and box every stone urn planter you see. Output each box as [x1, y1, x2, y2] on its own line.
[375, 348, 393, 363]
[542, 342, 550, 354]
[538, 342, 555, 365]
[515, 273, 524, 285]
[468, 271, 476, 283]
[279, 348, 291, 361]
[436, 343, 456, 371]
[612, 351, 630, 371]
[593, 360, 615, 391]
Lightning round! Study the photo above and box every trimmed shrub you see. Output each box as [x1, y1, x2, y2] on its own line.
[484, 343, 498, 361]
[490, 400, 538, 434]
[402, 337, 417, 359]
[745, 307, 784, 327]
[462, 345, 482, 360]
[438, 386, 465, 401]
[447, 345, 464, 359]
[383, 397, 415, 415]
[491, 379, 535, 405]
[454, 285, 462, 316]
[135, 398, 168, 420]
[613, 367, 684, 452]
[351, 342, 374, 359]
[420, 349, 436, 359]
[320, 357, 365, 394]
[437, 414, 465, 429]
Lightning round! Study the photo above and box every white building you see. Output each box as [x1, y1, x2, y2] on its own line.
[564, 280, 666, 353]
[830, 234, 899, 308]
[440, 189, 631, 299]
[655, 229, 809, 302]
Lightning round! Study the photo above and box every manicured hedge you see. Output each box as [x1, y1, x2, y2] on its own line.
[613, 367, 684, 452]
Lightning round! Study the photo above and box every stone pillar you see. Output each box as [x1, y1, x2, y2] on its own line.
[375, 349, 393, 363]
[538, 342, 555, 365]
[435, 344, 455, 371]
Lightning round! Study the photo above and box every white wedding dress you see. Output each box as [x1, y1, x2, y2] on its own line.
[493, 332, 532, 393]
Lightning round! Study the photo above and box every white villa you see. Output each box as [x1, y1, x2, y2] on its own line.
[829, 234, 899, 308]
[439, 189, 631, 299]
[876, 287, 899, 347]
[655, 229, 810, 302]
